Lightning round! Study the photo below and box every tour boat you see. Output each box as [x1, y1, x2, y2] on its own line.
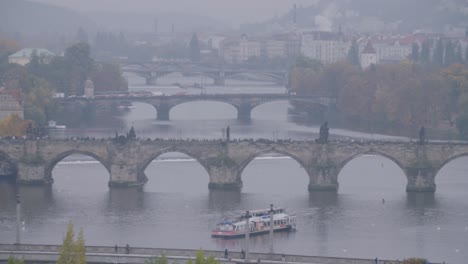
[211, 207, 296, 239]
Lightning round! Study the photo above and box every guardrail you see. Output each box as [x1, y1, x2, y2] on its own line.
[0, 244, 424, 264]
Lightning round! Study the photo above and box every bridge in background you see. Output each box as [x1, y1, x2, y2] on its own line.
[120, 61, 288, 86]
[1, 138, 467, 193]
[61, 93, 334, 121]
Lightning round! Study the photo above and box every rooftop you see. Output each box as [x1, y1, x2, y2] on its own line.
[9, 48, 55, 58]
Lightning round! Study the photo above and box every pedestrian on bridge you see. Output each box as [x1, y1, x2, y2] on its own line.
[224, 248, 228, 259]
[126, 244, 130, 254]
[114, 244, 118, 253]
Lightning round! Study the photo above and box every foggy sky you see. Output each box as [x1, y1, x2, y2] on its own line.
[31, 0, 317, 25]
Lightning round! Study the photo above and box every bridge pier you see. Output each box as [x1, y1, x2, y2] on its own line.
[237, 104, 253, 122]
[16, 161, 51, 185]
[307, 164, 339, 192]
[156, 104, 171, 121]
[206, 158, 242, 190]
[405, 166, 436, 192]
[108, 164, 147, 187]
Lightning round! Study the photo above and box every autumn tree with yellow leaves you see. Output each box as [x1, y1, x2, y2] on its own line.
[0, 114, 31, 137]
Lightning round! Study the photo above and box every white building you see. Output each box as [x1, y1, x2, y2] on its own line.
[263, 40, 287, 59]
[8, 48, 55, 66]
[374, 41, 412, 63]
[360, 41, 378, 69]
[84, 79, 95, 98]
[301, 31, 350, 64]
[220, 34, 262, 63]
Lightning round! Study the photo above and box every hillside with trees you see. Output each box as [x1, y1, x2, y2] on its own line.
[289, 54, 468, 138]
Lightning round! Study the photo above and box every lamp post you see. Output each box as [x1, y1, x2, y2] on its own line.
[269, 204, 274, 255]
[244, 210, 251, 261]
[15, 194, 21, 244]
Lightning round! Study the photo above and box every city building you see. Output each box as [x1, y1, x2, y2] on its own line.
[0, 89, 23, 121]
[8, 48, 55, 66]
[369, 36, 414, 63]
[220, 34, 262, 64]
[84, 79, 95, 98]
[301, 31, 350, 64]
[360, 41, 378, 69]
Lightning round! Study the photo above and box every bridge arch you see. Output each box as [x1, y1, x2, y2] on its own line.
[238, 148, 309, 190]
[168, 100, 238, 120]
[337, 150, 408, 190]
[45, 150, 111, 182]
[435, 152, 468, 178]
[140, 147, 210, 178]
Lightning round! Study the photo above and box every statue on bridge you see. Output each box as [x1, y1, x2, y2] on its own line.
[419, 126, 426, 145]
[316, 122, 329, 144]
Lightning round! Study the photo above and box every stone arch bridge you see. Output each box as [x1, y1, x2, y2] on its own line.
[2, 139, 468, 192]
[63, 94, 333, 121]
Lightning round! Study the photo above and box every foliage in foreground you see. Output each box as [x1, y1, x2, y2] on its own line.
[7, 256, 25, 264]
[402, 258, 427, 264]
[145, 250, 219, 264]
[57, 223, 86, 264]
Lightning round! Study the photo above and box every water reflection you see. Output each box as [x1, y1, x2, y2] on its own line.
[207, 190, 241, 212]
[107, 187, 145, 212]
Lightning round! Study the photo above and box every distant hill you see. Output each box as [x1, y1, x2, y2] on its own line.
[0, 0, 95, 34]
[241, 0, 468, 33]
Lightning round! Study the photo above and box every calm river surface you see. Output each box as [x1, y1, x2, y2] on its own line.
[1, 74, 467, 264]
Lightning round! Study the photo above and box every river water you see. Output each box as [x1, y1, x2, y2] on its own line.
[1, 74, 467, 264]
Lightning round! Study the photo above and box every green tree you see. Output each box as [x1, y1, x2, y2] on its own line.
[420, 40, 431, 63]
[91, 63, 128, 93]
[189, 33, 201, 62]
[293, 55, 322, 71]
[433, 38, 444, 67]
[57, 223, 75, 264]
[444, 40, 455, 66]
[65, 43, 94, 95]
[347, 39, 360, 66]
[74, 229, 86, 264]
[7, 256, 25, 264]
[57, 223, 86, 264]
[454, 44, 463, 64]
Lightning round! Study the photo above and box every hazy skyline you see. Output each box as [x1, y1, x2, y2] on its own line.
[31, 0, 317, 25]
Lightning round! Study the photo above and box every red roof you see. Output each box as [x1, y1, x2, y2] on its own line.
[0, 89, 22, 104]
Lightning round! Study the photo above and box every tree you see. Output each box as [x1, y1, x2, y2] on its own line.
[7, 257, 25, 264]
[57, 223, 86, 264]
[0, 114, 31, 137]
[189, 33, 201, 62]
[420, 40, 431, 63]
[57, 223, 75, 264]
[410, 43, 419, 62]
[454, 43, 464, 64]
[347, 39, 360, 66]
[91, 63, 128, 93]
[433, 38, 444, 67]
[65, 43, 94, 95]
[444, 40, 455, 66]
[74, 229, 86, 264]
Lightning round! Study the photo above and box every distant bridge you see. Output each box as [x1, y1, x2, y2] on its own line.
[120, 62, 288, 85]
[61, 93, 334, 121]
